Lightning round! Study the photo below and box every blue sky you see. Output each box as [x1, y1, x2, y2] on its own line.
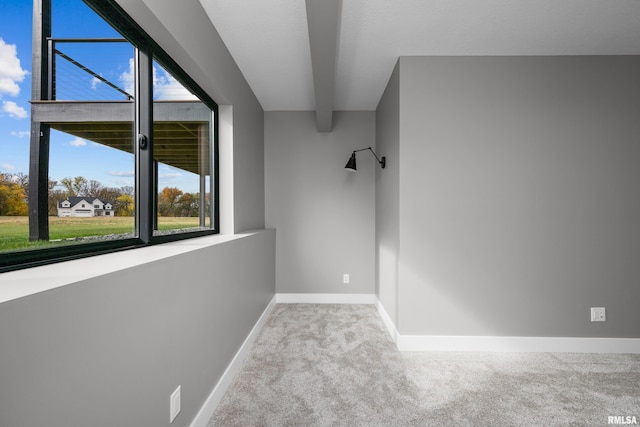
[0, 0, 34, 179]
[0, 0, 203, 193]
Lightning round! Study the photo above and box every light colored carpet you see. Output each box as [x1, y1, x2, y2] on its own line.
[209, 304, 640, 426]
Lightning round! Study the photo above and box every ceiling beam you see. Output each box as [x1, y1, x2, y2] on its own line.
[305, 0, 341, 132]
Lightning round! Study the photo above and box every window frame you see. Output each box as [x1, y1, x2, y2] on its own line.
[0, 0, 219, 273]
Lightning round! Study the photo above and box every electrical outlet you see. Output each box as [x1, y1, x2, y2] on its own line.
[170, 385, 181, 423]
[590, 307, 606, 322]
[343, 273, 350, 284]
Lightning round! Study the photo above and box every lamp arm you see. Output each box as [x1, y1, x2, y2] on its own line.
[352, 147, 385, 168]
[367, 147, 384, 165]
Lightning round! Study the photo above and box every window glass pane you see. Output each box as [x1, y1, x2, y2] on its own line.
[48, 127, 135, 243]
[0, 1, 31, 253]
[51, 40, 134, 101]
[44, 1, 136, 247]
[1, 0, 217, 268]
[1, 0, 136, 254]
[152, 60, 213, 236]
[52, 0, 121, 39]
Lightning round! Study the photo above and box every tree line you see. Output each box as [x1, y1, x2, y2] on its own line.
[0, 172, 28, 216]
[0, 173, 204, 217]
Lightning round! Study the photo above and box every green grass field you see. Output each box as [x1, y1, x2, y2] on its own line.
[0, 216, 202, 253]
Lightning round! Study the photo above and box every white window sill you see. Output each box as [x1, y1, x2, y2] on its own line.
[0, 232, 257, 304]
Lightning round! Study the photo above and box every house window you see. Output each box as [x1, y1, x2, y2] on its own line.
[0, 0, 218, 272]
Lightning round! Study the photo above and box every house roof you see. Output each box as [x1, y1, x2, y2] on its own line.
[58, 197, 113, 209]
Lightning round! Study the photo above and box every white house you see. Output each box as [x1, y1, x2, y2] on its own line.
[57, 197, 114, 217]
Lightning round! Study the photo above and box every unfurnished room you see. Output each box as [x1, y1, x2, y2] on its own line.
[1, 0, 639, 426]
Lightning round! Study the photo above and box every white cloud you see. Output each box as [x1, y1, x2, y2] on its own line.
[119, 58, 135, 97]
[119, 59, 199, 101]
[2, 100, 27, 119]
[159, 172, 182, 179]
[154, 66, 198, 101]
[68, 137, 88, 147]
[10, 130, 29, 138]
[108, 171, 134, 177]
[0, 38, 28, 98]
[158, 171, 183, 186]
[1, 163, 17, 171]
[113, 178, 133, 187]
[91, 76, 101, 90]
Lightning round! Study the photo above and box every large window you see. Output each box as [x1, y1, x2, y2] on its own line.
[0, 0, 218, 272]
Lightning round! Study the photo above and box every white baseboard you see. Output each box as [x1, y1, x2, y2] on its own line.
[375, 299, 399, 344]
[189, 296, 277, 427]
[276, 293, 376, 304]
[375, 298, 640, 354]
[396, 335, 640, 353]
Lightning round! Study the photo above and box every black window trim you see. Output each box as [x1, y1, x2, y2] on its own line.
[0, 0, 220, 273]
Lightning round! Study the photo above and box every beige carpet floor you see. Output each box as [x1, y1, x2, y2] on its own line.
[209, 304, 640, 426]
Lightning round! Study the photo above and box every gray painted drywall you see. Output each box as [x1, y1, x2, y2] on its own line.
[118, 0, 265, 232]
[265, 111, 375, 294]
[381, 56, 640, 337]
[0, 231, 275, 427]
[375, 62, 400, 325]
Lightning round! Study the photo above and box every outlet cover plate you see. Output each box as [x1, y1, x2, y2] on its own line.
[170, 385, 181, 423]
[590, 307, 606, 322]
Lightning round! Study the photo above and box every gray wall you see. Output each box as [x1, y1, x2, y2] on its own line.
[0, 2, 273, 426]
[121, 0, 265, 232]
[375, 63, 400, 324]
[0, 231, 275, 427]
[378, 56, 640, 337]
[265, 111, 375, 294]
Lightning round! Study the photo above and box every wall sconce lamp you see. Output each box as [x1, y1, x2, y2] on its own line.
[345, 147, 386, 172]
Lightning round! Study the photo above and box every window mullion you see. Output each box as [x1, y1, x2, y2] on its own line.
[135, 47, 154, 243]
[211, 109, 218, 231]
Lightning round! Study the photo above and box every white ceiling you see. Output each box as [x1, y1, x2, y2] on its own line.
[199, 0, 640, 111]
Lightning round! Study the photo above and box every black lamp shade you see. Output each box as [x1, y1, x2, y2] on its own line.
[345, 153, 357, 171]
